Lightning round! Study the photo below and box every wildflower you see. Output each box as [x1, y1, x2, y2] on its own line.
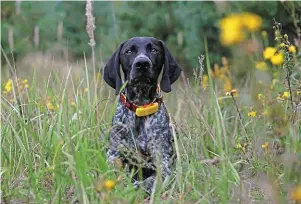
[261, 30, 267, 38]
[262, 142, 269, 149]
[70, 101, 76, 106]
[201, 75, 208, 90]
[289, 45, 296, 53]
[223, 78, 232, 92]
[47, 102, 55, 111]
[255, 61, 268, 71]
[248, 111, 256, 117]
[220, 29, 245, 47]
[297, 91, 301, 95]
[290, 185, 301, 202]
[282, 91, 290, 99]
[221, 56, 228, 66]
[213, 64, 221, 78]
[24, 84, 29, 89]
[4, 79, 13, 93]
[263, 47, 276, 60]
[104, 180, 116, 191]
[241, 13, 262, 31]
[257, 93, 263, 100]
[270, 53, 284, 65]
[219, 14, 245, 46]
[84, 88, 88, 93]
[22, 79, 28, 84]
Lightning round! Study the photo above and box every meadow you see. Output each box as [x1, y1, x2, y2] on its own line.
[1, 2, 301, 204]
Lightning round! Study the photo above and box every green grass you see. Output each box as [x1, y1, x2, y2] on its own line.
[1, 33, 301, 204]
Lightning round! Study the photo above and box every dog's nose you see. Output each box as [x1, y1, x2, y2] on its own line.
[134, 58, 151, 69]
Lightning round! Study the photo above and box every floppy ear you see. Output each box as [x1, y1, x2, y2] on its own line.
[159, 40, 181, 93]
[103, 43, 125, 95]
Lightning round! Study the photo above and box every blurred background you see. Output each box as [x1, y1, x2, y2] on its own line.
[1, 1, 299, 76]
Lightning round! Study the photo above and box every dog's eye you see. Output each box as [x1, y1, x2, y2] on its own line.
[125, 50, 132, 55]
[151, 48, 158, 55]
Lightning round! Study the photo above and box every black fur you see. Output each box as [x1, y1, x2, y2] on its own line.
[103, 37, 181, 194]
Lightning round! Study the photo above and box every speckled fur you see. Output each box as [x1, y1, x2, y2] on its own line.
[103, 37, 181, 195]
[107, 97, 174, 194]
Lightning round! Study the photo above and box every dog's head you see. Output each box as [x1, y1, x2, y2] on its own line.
[103, 37, 181, 101]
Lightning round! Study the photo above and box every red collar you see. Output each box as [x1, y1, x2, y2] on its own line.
[119, 93, 163, 112]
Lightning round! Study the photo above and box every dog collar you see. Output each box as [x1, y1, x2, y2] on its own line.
[120, 86, 163, 117]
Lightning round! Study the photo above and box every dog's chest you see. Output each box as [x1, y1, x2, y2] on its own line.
[113, 101, 169, 153]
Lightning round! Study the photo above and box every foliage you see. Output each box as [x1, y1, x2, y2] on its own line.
[1, 2, 301, 202]
[1, 1, 299, 71]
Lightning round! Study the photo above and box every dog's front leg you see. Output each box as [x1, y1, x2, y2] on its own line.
[145, 106, 174, 193]
[107, 102, 134, 162]
[107, 124, 129, 162]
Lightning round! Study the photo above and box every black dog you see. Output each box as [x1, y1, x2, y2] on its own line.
[103, 37, 181, 194]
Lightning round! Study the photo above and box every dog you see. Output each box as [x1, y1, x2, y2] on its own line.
[103, 37, 181, 194]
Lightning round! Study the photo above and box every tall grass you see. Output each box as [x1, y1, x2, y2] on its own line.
[2, 41, 300, 203]
[1, 6, 301, 203]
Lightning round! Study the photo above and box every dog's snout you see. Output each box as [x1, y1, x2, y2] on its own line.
[134, 56, 151, 69]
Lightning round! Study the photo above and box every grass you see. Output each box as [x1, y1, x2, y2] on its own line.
[1, 19, 301, 204]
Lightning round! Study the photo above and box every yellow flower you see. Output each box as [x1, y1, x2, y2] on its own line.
[289, 45, 296, 53]
[291, 185, 301, 202]
[202, 75, 208, 90]
[282, 91, 290, 99]
[4, 79, 13, 93]
[22, 79, 28, 84]
[104, 180, 116, 191]
[262, 142, 269, 149]
[297, 91, 301, 95]
[223, 79, 232, 92]
[263, 47, 276, 60]
[255, 61, 267, 71]
[219, 14, 242, 30]
[261, 30, 267, 38]
[220, 29, 245, 46]
[219, 14, 245, 46]
[24, 84, 29, 89]
[241, 13, 262, 31]
[221, 56, 228, 66]
[84, 88, 88, 93]
[248, 111, 256, 117]
[70, 101, 76, 106]
[270, 53, 284, 65]
[47, 102, 55, 111]
[213, 64, 221, 78]
[257, 93, 263, 100]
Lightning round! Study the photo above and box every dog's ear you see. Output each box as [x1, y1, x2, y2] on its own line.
[159, 40, 181, 93]
[103, 42, 125, 95]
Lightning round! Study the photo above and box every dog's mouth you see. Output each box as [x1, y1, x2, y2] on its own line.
[129, 75, 154, 85]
